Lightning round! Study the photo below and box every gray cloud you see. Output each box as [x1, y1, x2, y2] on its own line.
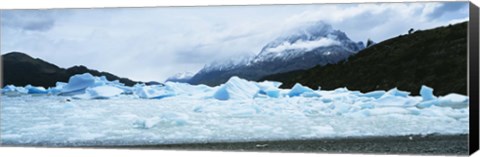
[428, 2, 467, 19]
[1, 10, 58, 31]
[0, 2, 469, 82]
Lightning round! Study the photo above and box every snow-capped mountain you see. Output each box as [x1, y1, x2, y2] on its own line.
[165, 72, 194, 83]
[200, 55, 255, 74]
[189, 21, 365, 86]
[255, 21, 364, 62]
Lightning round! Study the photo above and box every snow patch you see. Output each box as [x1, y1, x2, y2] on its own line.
[264, 38, 341, 53]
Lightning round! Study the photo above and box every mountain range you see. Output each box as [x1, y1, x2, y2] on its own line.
[188, 21, 365, 86]
[165, 72, 194, 83]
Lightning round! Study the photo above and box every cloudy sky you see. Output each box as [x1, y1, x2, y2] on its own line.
[0, 2, 469, 82]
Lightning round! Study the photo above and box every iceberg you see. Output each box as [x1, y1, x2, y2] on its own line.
[436, 93, 469, 109]
[360, 90, 385, 99]
[134, 84, 175, 99]
[60, 73, 97, 95]
[164, 82, 213, 97]
[288, 83, 319, 97]
[25, 85, 48, 94]
[2, 85, 16, 93]
[47, 82, 67, 94]
[381, 88, 410, 98]
[57, 73, 130, 97]
[256, 81, 282, 98]
[213, 76, 260, 100]
[0, 75, 470, 146]
[420, 85, 436, 101]
[111, 85, 133, 95]
[416, 99, 438, 109]
[415, 86, 467, 109]
[2, 85, 28, 94]
[84, 85, 124, 99]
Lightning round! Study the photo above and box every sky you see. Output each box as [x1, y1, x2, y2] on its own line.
[0, 2, 469, 82]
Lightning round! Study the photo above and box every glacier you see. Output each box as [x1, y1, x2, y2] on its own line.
[0, 73, 470, 146]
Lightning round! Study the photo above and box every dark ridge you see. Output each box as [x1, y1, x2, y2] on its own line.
[2, 52, 142, 87]
[260, 22, 468, 96]
[65, 65, 138, 86]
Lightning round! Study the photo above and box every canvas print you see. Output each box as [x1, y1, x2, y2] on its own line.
[0, 2, 471, 155]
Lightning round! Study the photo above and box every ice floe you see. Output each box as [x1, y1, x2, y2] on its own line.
[0, 73, 470, 146]
[213, 76, 260, 100]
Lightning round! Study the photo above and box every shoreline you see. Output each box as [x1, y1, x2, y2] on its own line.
[3, 134, 469, 155]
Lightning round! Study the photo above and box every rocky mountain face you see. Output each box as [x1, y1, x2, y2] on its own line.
[165, 72, 194, 83]
[189, 21, 364, 86]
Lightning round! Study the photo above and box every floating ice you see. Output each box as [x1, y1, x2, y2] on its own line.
[2, 85, 28, 94]
[420, 85, 436, 101]
[256, 81, 282, 98]
[165, 82, 214, 97]
[382, 88, 410, 98]
[60, 73, 97, 95]
[1, 91, 469, 146]
[47, 82, 67, 94]
[416, 100, 438, 109]
[437, 93, 469, 109]
[360, 90, 385, 99]
[50, 73, 134, 97]
[288, 83, 319, 97]
[0, 75, 470, 146]
[84, 85, 124, 99]
[213, 76, 260, 100]
[134, 84, 175, 99]
[416, 93, 468, 109]
[133, 112, 189, 129]
[25, 85, 48, 94]
[2, 85, 16, 93]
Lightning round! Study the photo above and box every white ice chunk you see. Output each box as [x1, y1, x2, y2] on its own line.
[60, 73, 97, 95]
[288, 83, 318, 97]
[334, 87, 349, 93]
[256, 81, 283, 98]
[256, 81, 282, 89]
[59, 73, 132, 96]
[363, 107, 412, 116]
[361, 90, 385, 99]
[375, 94, 419, 107]
[113, 85, 133, 94]
[85, 85, 124, 99]
[47, 82, 67, 95]
[134, 85, 175, 99]
[2, 85, 16, 93]
[25, 85, 48, 94]
[0, 84, 470, 146]
[165, 82, 213, 97]
[133, 112, 189, 129]
[213, 76, 260, 100]
[133, 117, 161, 129]
[416, 100, 439, 109]
[420, 85, 436, 101]
[381, 88, 410, 98]
[2, 85, 28, 94]
[436, 93, 469, 109]
[301, 91, 321, 97]
[416, 93, 468, 109]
